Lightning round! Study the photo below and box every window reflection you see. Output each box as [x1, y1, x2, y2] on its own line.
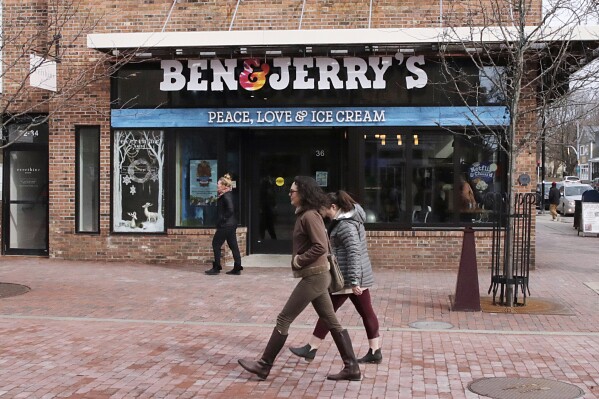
[363, 133, 406, 223]
[412, 134, 454, 223]
[360, 130, 504, 226]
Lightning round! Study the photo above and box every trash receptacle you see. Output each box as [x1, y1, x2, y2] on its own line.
[574, 200, 582, 231]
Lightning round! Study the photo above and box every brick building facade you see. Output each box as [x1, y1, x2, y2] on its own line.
[1, 0, 555, 270]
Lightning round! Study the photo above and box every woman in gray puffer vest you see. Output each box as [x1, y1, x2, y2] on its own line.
[289, 190, 382, 364]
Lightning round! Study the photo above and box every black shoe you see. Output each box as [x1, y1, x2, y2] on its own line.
[289, 344, 317, 362]
[357, 348, 382, 364]
[226, 263, 243, 275]
[205, 268, 220, 275]
[205, 261, 222, 275]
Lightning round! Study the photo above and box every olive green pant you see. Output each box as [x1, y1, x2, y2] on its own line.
[276, 271, 343, 335]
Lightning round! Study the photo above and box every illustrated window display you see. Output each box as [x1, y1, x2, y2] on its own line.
[113, 130, 165, 232]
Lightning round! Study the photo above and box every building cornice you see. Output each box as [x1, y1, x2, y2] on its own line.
[88, 26, 599, 52]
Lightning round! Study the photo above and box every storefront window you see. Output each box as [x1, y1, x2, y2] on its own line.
[412, 133, 454, 224]
[173, 129, 241, 227]
[76, 126, 100, 233]
[458, 134, 503, 217]
[363, 133, 407, 223]
[174, 130, 219, 227]
[361, 129, 503, 227]
[112, 130, 165, 232]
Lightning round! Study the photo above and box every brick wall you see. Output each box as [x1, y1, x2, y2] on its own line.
[2, 0, 541, 269]
[367, 229, 497, 270]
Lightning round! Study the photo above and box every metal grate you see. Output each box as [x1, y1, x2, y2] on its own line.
[468, 377, 584, 399]
[0, 283, 30, 299]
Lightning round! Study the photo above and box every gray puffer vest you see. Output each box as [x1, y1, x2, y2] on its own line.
[328, 204, 374, 289]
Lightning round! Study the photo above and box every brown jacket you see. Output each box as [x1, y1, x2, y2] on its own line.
[291, 208, 330, 278]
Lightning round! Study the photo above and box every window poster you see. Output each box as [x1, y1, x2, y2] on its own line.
[113, 130, 164, 232]
[189, 159, 218, 205]
[315, 171, 328, 187]
[468, 161, 497, 198]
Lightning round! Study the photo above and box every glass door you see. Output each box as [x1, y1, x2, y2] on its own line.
[250, 129, 339, 254]
[3, 148, 49, 255]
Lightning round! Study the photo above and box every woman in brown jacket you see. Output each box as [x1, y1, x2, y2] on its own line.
[238, 176, 361, 381]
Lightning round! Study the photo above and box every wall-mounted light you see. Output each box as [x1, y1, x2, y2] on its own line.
[413, 134, 419, 145]
[380, 134, 386, 146]
[200, 51, 216, 56]
[397, 134, 402, 145]
[330, 49, 348, 54]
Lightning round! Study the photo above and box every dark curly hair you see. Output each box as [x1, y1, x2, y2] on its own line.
[293, 176, 329, 211]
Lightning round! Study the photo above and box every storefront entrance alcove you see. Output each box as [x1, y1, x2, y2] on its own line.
[2, 135, 49, 256]
[249, 129, 342, 254]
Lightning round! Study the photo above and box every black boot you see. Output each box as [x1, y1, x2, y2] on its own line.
[289, 344, 317, 361]
[357, 348, 383, 364]
[327, 330, 362, 381]
[238, 328, 288, 380]
[205, 261, 221, 275]
[226, 263, 244, 275]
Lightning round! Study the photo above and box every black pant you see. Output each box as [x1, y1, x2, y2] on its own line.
[212, 226, 242, 265]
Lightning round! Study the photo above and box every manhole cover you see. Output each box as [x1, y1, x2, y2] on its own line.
[468, 377, 584, 399]
[408, 321, 453, 330]
[0, 282, 30, 299]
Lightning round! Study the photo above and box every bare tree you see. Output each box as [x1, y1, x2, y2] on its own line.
[438, 0, 599, 304]
[1, 1, 134, 147]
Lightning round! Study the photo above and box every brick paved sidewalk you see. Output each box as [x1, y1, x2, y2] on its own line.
[0, 214, 598, 398]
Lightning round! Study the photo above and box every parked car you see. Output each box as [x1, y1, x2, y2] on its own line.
[563, 176, 581, 183]
[558, 184, 593, 215]
[536, 181, 562, 209]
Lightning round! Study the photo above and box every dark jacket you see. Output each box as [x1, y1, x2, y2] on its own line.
[216, 191, 237, 228]
[328, 204, 375, 289]
[291, 208, 329, 278]
[548, 186, 561, 205]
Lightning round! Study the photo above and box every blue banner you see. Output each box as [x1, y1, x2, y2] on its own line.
[112, 106, 508, 128]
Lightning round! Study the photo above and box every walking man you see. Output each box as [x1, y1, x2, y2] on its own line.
[548, 182, 561, 221]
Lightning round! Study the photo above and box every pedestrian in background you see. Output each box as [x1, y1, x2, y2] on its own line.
[238, 176, 361, 381]
[548, 181, 561, 221]
[289, 190, 382, 364]
[205, 173, 243, 275]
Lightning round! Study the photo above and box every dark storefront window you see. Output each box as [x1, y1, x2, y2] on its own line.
[76, 126, 100, 233]
[458, 134, 503, 216]
[175, 130, 218, 227]
[363, 132, 407, 223]
[412, 133, 454, 224]
[173, 129, 240, 228]
[360, 129, 504, 227]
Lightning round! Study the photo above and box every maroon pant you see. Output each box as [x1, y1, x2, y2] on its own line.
[313, 289, 380, 340]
